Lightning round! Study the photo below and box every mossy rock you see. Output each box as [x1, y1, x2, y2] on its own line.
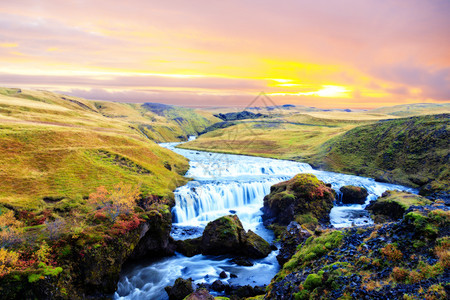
[201, 215, 246, 256]
[339, 185, 368, 204]
[244, 230, 271, 258]
[175, 237, 202, 257]
[366, 190, 432, 222]
[165, 277, 193, 300]
[196, 215, 271, 258]
[262, 174, 335, 225]
[403, 209, 449, 239]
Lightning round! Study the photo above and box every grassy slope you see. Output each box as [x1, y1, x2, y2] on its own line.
[94, 101, 220, 143]
[370, 103, 450, 117]
[181, 107, 449, 194]
[0, 88, 194, 209]
[311, 114, 449, 193]
[180, 112, 392, 160]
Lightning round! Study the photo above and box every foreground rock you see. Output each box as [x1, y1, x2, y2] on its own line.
[339, 185, 368, 204]
[262, 173, 335, 226]
[176, 215, 271, 258]
[265, 206, 449, 299]
[0, 203, 176, 299]
[366, 190, 432, 223]
[184, 288, 215, 300]
[165, 277, 194, 300]
[201, 214, 246, 255]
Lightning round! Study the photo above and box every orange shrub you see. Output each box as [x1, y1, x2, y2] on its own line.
[381, 244, 403, 261]
[434, 238, 449, 268]
[392, 267, 409, 282]
[0, 248, 19, 277]
[0, 210, 21, 228]
[88, 183, 140, 221]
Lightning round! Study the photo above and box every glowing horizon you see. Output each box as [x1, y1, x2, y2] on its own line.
[0, 0, 449, 108]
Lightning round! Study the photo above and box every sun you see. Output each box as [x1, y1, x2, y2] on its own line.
[315, 85, 350, 98]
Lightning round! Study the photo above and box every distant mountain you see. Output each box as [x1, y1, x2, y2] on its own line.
[214, 110, 268, 121]
[369, 103, 450, 117]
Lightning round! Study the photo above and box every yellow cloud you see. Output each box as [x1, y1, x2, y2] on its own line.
[0, 43, 18, 48]
[268, 85, 351, 98]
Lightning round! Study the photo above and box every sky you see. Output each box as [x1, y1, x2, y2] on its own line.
[0, 0, 449, 108]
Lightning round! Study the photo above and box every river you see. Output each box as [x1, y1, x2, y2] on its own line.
[115, 142, 416, 299]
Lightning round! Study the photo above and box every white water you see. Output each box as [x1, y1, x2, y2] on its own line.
[115, 142, 416, 299]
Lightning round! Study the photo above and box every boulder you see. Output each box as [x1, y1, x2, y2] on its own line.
[165, 277, 193, 300]
[211, 279, 226, 292]
[262, 174, 335, 226]
[184, 289, 215, 300]
[366, 190, 431, 223]
[175, 237, 202, 257]
[339, 185, 368, 204]
[244, 230, 271, 258]
[232, 257, 254, 266]
[175, 215, 272, 259]
[201, 215, 247, 255]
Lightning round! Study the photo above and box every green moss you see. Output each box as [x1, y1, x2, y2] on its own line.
[303, 273, 323, 291]
[377, 191, 431, 210]
[284, 230, 343, 272]
[295, 213, 318, 230]
[405, 211, 441, 238]
[27, 274, 42, 283]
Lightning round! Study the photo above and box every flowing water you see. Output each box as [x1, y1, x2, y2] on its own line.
[115, 142, 416, 299]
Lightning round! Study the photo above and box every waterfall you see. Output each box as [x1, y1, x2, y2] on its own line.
[172, 177, 291, 225]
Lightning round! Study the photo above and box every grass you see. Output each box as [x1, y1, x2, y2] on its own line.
[0, 87, 200, 209]
[181, 119, 360, 161]
[180, 110, 401, 161]
[311, 114, 449, 192]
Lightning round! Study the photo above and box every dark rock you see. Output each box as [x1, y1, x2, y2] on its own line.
[214, 111, 268, 121]
[175, 237, 202, 257]
[339, 185, 368, 204]
[232, 258, 254, 266]
[230, 273, 238, 278]
[129, 206, 175, 260]
[276, 221, 312, 265]
[165, 278, 193, 300]
[219, 271, 227, 278]
[211, 280, 226, 292]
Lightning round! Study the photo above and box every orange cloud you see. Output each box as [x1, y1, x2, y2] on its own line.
[0, 0, 448, 107]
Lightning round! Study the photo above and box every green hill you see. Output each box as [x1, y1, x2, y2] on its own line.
[311, 114, 449, 196]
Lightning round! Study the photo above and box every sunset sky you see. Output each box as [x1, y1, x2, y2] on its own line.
[0, 0, 449, 108]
